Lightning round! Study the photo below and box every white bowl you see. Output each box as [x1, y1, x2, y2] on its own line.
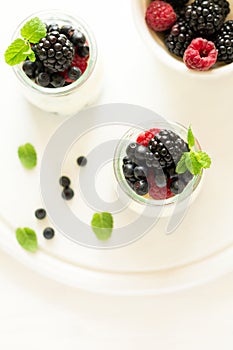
[132, 0, 233, 77]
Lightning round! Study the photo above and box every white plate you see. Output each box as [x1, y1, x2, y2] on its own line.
[1, 103, 233, 295]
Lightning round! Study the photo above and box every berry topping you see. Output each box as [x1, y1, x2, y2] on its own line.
[43, 227, 55, 239]
[34, 31, 75, 72]
[35, 208, 46, 220]
[145, 0, 177, 32]
[67, 66, 82, 81]
[77, 45, 90, 58]
[183, 38, 218, 71]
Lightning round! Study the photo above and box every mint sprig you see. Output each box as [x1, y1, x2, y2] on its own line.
[176, 126, 211, 175]
[16, 227, 38, 252]
[18, 143, 37, 169]
[5, 17, 46, 66]
[91, 212, 113, 241]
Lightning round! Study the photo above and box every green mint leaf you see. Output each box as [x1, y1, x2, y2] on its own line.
[18, 143, 37, 169]
[185, 151, 202, 175]
[4, 38, 31, 66]
[91, 212, 113, 241]
[196, 151, 211, 169]
[176, 153, 189, 174]
[16, 227, 38, 252]
[20, 17, 46, 43]
[27, 50, 36, 62]
[187, 126, 195, 149]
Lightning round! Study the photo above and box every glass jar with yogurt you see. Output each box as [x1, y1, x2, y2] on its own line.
[11, 9, 102, 116]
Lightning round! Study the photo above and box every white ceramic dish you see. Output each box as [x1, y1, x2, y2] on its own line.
[1, 103, 233, 295]
[131, 0, 233, 76]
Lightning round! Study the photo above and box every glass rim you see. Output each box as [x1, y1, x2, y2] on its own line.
[113, 120, 203, 207]
[11, 9, 98, 96]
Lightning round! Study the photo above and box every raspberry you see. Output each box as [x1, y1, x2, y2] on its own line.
[183, 38, 217, 71]
[145, 0, 177, 32]
[147, 170, 174, 200]
[136, 128, 160, 146]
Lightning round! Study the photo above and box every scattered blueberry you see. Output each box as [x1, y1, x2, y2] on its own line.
[77, 156, 87, 166]
[59, 176, 71, 187]
[62, 187, 74, 200]
[35, 208, 46, 220]
[43, 227, 55, 239]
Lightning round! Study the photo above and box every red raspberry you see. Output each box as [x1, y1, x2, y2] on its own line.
[145, 1, 177, 32]
[136, 128, 160, 146]
[147, 169, 174, 200]
[183, 38, 217, 71]
[71, 53, 88, 73]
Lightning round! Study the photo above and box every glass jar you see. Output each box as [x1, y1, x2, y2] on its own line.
[113, 121, 203, 217]
[11, 9, 102, 116]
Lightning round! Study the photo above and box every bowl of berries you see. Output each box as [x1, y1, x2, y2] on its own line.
[132, 0, 233, 72]
[113, 121, 211, 215]
[4, 9, 102, 116]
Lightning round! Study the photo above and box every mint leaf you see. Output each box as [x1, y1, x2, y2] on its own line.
[4, 39, 32, 66]
[176, 153, 189, 174]
[91, 212, 113, 241]
[197, 151, 211, 169]
[185, 151, 202, 175]
[188, 126, 195, 149]
[18, 143, 37, 169]
[16, 227, 38, 252]
[20, 17, 46, 43]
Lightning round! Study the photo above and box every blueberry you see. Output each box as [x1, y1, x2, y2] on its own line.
[47, 23, 60, 32]
[77, 45, 89, 58]
[22, 60, 36, 78]
[123, 163, 134, 178]
[70, 30, 86, 46]
[36, 72, 51, 87]
[60, 24, 73, 36]
[68, 66, 82, 81]
[35, 208, 46, 220]
[43, 227, 55, 239]
[170, 179, 186, 195]
[59, 176, 71, 187]
[62, 187, 74, 200]
[50, 73, 65, 87]
[123, 156, 131, 164]
[126, 143, 137, 159]
[77, 156, 87, 166]
[133, 180, 148, 196]
[133, 166, 147, 179]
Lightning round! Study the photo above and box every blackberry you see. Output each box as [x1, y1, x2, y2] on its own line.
[215, 20, 233, 63]
[185, 0, 230, 37]
[34, 30, 75, 72]
[165, 0, 189, 10]
[165, 18, 194, 57]
[147, 129, 189, 170]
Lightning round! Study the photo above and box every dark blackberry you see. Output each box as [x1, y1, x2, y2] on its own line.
[215, 20, 233, 63]
[185, 0, 230, 37]
[47, 23, 60, 32]
[165, 18, 194, 57]
[34, 31, 75, 72]
[165, 0, 189, 10]
[147, 129, 189, 170]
